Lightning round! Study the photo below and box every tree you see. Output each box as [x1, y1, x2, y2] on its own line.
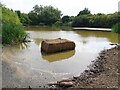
[77, 8, 91, 16]
[28, 12, 39, 25]
[29, 5, 62, 25]
[2, 7, 20, 24]
[72, 15, 90, 27]
[62, 15, 70, 23]
[16, 10, 30, 25]
[20, 13, 31, 25]
[15, 10, 21, 17]
[33, 5, 41, 14]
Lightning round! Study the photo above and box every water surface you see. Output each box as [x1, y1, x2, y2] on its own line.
[2, 26, 118, 88]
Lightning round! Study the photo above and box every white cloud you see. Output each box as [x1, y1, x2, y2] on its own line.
[1, 0, 119, 16]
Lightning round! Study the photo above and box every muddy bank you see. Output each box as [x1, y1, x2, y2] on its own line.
[49, 45, 119, 89]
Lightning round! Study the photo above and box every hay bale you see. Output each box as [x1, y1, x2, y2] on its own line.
[41, 38, 75, 53]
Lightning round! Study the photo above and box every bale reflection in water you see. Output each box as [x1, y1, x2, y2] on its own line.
[41, 50, 75, 62]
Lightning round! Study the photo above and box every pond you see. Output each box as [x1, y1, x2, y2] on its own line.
[2, 26, 118, 88]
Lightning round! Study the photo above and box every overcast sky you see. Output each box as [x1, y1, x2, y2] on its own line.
[1, 0, 120, 16]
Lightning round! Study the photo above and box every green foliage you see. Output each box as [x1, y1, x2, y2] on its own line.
[54, 15, 73, 27]
[2, 5, 26, 45]
[53, 21, 62, 26]
[72, 12, 120, 28]
[77, 8, 91, 16]
[15, 10, 31, 25]
[2, 23, 26, 45]
[72, 15, 90, 27]
[15, 10, 21, 17]
[28, 12, 39, 25]
[20, 13, 31, 25]
[90, 14, 108, 28]
[62, 15, 70, 23]
[42, 6, 61, 25]
[112, 23, 120, 33]
[2, 7, 20, 24]
[28, 5, 62, 26]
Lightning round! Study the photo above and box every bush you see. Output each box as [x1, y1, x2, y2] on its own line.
[112, 23, 120, 34]
[1, 5, 27, 45]
[72, 15, 90, 27]
[2, 7, 20, 24]
[2, 23, 26, 45]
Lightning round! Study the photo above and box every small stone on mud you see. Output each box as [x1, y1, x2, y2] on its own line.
[58, 81, 73, 87]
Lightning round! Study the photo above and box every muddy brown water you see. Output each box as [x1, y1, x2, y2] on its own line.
[2, 26, 118, 88]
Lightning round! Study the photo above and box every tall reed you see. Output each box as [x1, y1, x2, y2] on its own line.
[2, 22, 26, 45]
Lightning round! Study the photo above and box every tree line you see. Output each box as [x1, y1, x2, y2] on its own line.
[72, 8, 119, 28]
[15, 5, 62, 26]
[15, 6, 119, 29]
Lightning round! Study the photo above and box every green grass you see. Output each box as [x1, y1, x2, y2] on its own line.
[112, 23, 120, 34]
[2, 22, 26, 45]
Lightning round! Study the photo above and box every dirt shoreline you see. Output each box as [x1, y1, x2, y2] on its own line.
[49, 45, 119, 89]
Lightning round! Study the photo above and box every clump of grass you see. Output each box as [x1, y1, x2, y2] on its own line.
[112, 23, 120, 34]
[2, 22, 26, 45]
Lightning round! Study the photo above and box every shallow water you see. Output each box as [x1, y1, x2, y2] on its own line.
[2, 26, 118, 88]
